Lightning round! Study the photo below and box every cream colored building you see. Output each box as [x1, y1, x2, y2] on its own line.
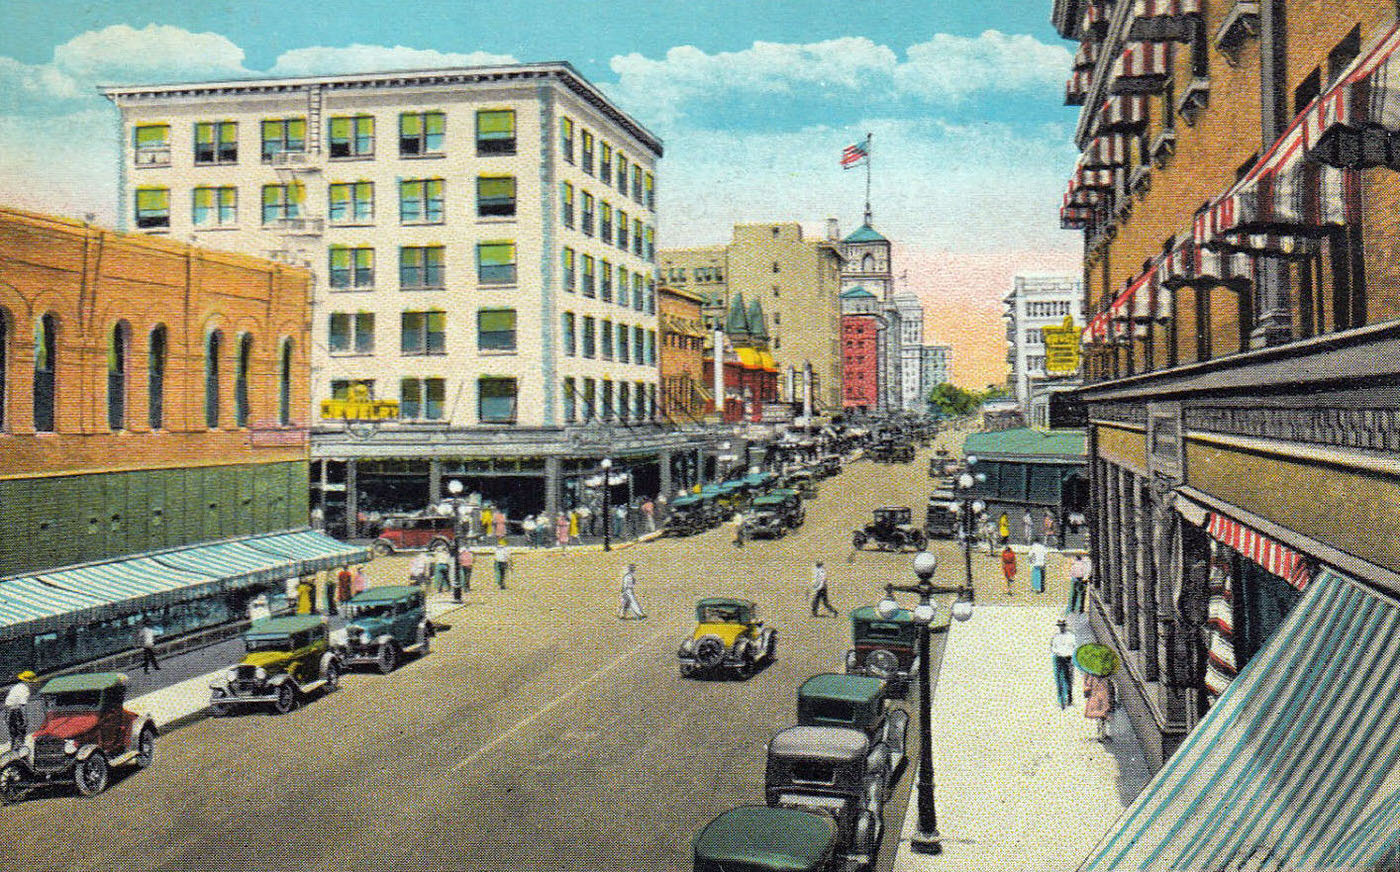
[659, 222, 843, 412]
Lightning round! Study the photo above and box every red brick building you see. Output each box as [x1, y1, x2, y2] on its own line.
[840, 287, 881, 411]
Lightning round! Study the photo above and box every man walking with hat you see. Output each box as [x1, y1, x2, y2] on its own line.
[1051, 619, 1078, 709]
[6, 671, 38, 750]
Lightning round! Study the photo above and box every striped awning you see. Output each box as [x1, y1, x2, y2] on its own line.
[1081, 568, 1400, 871]
[1303, 21, 1400, 170]
[1160, 232, 1255, 288]
[1073, 40, 1100, 70]
[1081, 0, 1110, 37]
[1108, 42, 1172, 94]
[1127, 0, 1201, 41]
[1094, 95, 1149, 134]
[1206, 512, 1312, 590]
[238, 529, 371, 577]
[1066, 69, 1093, 106]
[1084, 133, 1129, 168]
[1062, 200, 1094, 230]
[1196, 155, 1356, 254]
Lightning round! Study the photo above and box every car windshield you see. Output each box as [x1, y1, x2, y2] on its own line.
[787, 760, 839, 785]
[699, 605, 742, 623]
[353, 603, 394, 619]
[43, 690, 103, 711]
[804, 698, 855, 724]
[861, 621, 911, 641]
[245, 635, 291, 652]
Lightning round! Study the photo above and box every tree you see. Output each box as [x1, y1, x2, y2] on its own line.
[927, 382, 979, 417]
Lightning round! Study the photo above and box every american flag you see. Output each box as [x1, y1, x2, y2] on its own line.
[840, 140, 869, 168]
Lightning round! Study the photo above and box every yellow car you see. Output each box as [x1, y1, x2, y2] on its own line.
[678, 598, 777, 680]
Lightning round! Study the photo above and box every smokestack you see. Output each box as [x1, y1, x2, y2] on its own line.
[826, 218, 840, 241]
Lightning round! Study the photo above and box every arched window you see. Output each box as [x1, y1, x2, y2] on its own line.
[107, 321, 129, 431]
[861, 253, 875, 272]
[205, 330, 222, 429]
[148, 325, 167, 430]
[0, 308, 8, 431]
[278, 338, 293, 426]
[235, 333, 253, 428]
[33, 314, 56, 432]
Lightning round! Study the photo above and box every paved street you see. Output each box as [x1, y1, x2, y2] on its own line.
[0, 435, 997, 872]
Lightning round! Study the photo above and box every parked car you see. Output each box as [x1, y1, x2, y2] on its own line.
[816, 455, 843, 478]
[665, 493, 719, 536]
[209, 615, 340, 715]
[796, 673, 908, 788]
[0, 673, 157, 803]
[678, 597, 777, 679]
[852, 506, 928, 552]
[372, 514, 456, 555]
[748, 490, 805, 536]
[844, 606, 919, 697]
[742, 499, 790, 539]
[764, 725, 886, 871]
[784, 469, 820, 499]
[924, 490, 960, 540]
[336, 585, 433, 673]
[693, 805, 841, 872]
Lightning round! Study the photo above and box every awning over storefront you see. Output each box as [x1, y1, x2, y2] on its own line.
[0, 530, 367, 638]
[1081, 568, 1400, 871]
[1108, 41, 1171, 94]
[1206, 511, 1312, 590]
[1302, 21, 1400, 170]
[1094, 95, 1149, 134]
[1127, 0, 1201, 42]
[1160, 232, 1255, 288]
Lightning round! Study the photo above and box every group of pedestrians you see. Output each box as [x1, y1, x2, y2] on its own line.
[409, 542, 511, 600]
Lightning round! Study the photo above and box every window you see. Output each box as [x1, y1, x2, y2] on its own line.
[601, 318, 614, 359]
[329, 312, 375, 354]
[632, 163, 644, 202]
[401, 377, 446, 420]
[633, 325, 644, 365]
[261, 118, 306, 161]
[582, 316, 596, 358]
[633, 219, 644, 257]
[645, 172, 655, 210]
[563, 377, 577, 422]
[648, 330, 658, 364]
[277, 339, 293, 426]
[477, 175, 516, 217]
[329, 115, 374, 158]
[647, 277, 657, 314]
[617, 155, 629, 195]
[582, 377, 596, 420]
[560, 117, 575, 163]
[478, 377, 517, 423]
[192, 186, 236, 227]
[135, 187, 170, 229]
[562, 182, 575, 228]
[400, 111, 445, 156]
[619, 380, 630, 421]
[601, 259, 613, 302]
[235, 334, 253, 428]
[582, 254, 596, 298]
[600, 142, 613, 183]
[636, 381, 647, 419]
[645, 226, 655, 261]
[1328, 27, 1361, 85]
[633, 273, 645, 311]
[148, 325, 166, 430]
[477, 241, 517, 284]
[478, 309, 517, 351]
[617, 322, 629, 363]
[328, 181, 374, 224]
[399, 245, 444, 290]
[400, 178, 444, 224]
[562, 312, 576, 356]
[617, 210, 629, 250]
[1294, 68, 1321, 116]
[581, 192, 595, 236]
[194, 121, 237, 164]
[261, 183, 304, 225]
[107, 322, 129, 431]
[563, 247, 576, 292]
[581, 129, 594, 173]
[401, 310, 446, 355]
[204, 330, 222, 429]
[601, 379, 614, 420]
[330, 246, 375, 290]
[133, 124, 170, 166]
[331, 380, 374, 401]
[600, 202, 613, 243]
[476, 109, 516, 155]
[617, 267, 630, 307]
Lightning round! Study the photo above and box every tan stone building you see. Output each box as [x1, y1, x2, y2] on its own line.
[659, 222, 843, 412]
[657, 284, 707, 422]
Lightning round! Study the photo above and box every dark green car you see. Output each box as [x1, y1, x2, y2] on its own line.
[798, 674, 908, 788]
[693, 805, 840, 872]
[337, 585, 432, 674]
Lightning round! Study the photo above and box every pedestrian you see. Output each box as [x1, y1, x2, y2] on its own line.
[1043, 510, 1057, 546]
[1052, 619, 1077, 709]
[297, 577, 316, 614]
[324, 571, 339, 617]
[810, 561, 838, 617]
[335, 565, 353, 612]
[998, 512, 1011, 546]
[1001, 545, 1017, 597]
[432, 549, 452, 593]
[493, 508, 508, 541]
[1029, 540, 1048, 594]
[570, 509, 582, 545]
[353, 564, 368, 596]
[493, 539, 510, 589]
[1022, 508, 1035, 545]
[982, 515, 997, 555]
[556, 512, 570, 549]
[733, 509, 746, 548]
[522, 514, 537, 549]
[409, 551, 430, 588]
[1068, 553, 1092, 614]
[457, 546, 474, 596]
[614, 503, 628, 540]
[480, 505, 494, 542]
[6, 671, 38, 750]
[1085, 672, 1115, 740]
[138, 622, 161, 673]
[642, 498, 656, 532]
[618, 563, 646, 619]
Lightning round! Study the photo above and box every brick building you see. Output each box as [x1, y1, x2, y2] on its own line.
[658, 284, 708, 422]
[839, 286, 881, 411]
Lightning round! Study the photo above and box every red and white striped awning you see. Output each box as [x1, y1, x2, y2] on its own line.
[1061, 200, 1094, 230]
[1109, 42, 1172, 94]
[1066, 69, 1093, 106]
[1081, 0, 1111, 37]
[1301, 21, 1400, 169]
[1128, 0, 1201, 41]
[1094, 94, 1149, 134]
[1083, 133, 1130, 168]
[1074, 40, 1100, 70]
[1207, 512, 1313, 590]
[1194, 158, 1353, 255]
[1083, 310, 1110, 344]
[1160, 232, 1255, 288]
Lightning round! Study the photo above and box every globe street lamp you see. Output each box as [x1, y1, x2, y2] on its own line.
[952, 454, 988, 597]
[600, 458, 613, 552]
[879, 550, 974, 855]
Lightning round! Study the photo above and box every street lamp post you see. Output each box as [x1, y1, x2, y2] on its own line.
[878, 550, 974, 856]
[600, 458, 613, 552]
[952, 455, 988, 598]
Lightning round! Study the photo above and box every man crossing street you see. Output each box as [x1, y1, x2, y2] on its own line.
[810, 561, 838, 617]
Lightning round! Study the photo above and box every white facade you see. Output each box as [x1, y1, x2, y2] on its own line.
[1003, 273, 1084, 427]
[893, 291, 926, 410]
[105, 64, 662, 431]
[920, 344, 952, 393]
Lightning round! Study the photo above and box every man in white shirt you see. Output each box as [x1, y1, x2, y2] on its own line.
[1051, 619, 1078, 709]
[139, 623, 161, 673]
[493, 540, 511, 589]
[618, 564, 646, 619]
[6, 671, 38, 750]
[1068, 554, 1093, 614]
[1029, 540, 1049, 594]
[810, 561, 838, 617]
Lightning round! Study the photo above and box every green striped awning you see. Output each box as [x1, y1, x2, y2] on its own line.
[1082, 568, 1400, 871]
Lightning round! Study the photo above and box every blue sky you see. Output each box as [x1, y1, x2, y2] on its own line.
[0, 0, 1082, 254]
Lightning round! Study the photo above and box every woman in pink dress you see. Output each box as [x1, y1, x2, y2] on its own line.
[556, 513, 569, 549]
[493, 509, 507, 539]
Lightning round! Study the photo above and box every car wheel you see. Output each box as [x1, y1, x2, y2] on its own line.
[372, 540, 393, 556]
[209, 702, 231, 717]
[852, 532, 866, 549]
[376, 642, 399, 675]
[74, 751, 109, 797]
[693, 635, 725, 670]
[912, 531, 928, 551]
[734, 651, 755, 680]
[429, 538, 451, 553]
[134, 726, 156, 769]
[763, 631, 778, 662]
[272, 682, 297, 715]
[679, 664, 695, 679]
[323, 660, 340, 690]
[0, 762, 26, 804]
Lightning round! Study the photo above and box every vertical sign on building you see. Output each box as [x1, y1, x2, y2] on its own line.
[1041, 316, 1082, 375]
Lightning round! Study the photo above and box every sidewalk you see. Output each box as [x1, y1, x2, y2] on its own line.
[892, 606, 1150, 872]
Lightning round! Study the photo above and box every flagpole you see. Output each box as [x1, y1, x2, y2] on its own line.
[864, 132, 873, 226]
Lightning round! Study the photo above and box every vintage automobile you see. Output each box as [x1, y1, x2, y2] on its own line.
[924, 489, 961, 540]
[678, 597, 777, 679]
[693, 805, 842, 872]
[664, 493, 719, 536]
[209, 615, 340, 715]
[845, 606, 919, 697]
[0, 673, 157, 803]
[784, 469, 820, 500]
[743, 496, 791, 539]
[764, 726, 887, 871]
[371, 514, 456, 555]
[851, 506, 928, 552]
[816, 455, 843, 478]
[336, 585, 433, 673]
[797, 673, 908, 789]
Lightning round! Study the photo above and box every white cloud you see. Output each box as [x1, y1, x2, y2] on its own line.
[269, 45, 518, 78]
[54, 24, 250, 83]
[895, 30, 1073, 100]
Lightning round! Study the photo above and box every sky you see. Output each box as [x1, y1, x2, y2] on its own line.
[0, 0, 1082, 388]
